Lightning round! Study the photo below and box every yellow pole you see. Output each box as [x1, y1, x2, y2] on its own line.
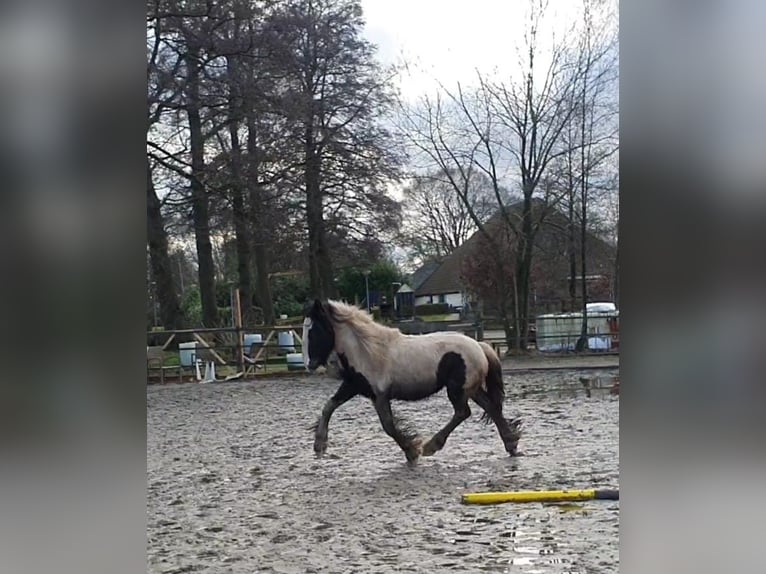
[461, 489, 618, 505]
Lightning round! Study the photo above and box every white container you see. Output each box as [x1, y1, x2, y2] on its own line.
[536, 309, 619, 352]
[243, 333, 263, 355]
[536, 313, 580, 351]
[586, 302, 617, 314]
[286, 353, 304, 371]
[178, 341, 198, 367]
[278, 331, 295, 352]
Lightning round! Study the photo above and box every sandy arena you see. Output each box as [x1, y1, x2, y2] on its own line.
[147, 370, 619, 573]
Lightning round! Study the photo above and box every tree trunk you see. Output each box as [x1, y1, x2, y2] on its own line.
[226, 56, 253, 317]
[613, 230, 619, 306]
[576, 189, 589, 351]
[245, 114, 276, 325]
[304, 127, 336, 299]
[511, 192, 535, 351]
[510, 270, 521, 351]
[252, 242, 275, 324]
[576, 90, 590, 352]
[231, 188, 253, 314]
[186, 46, 218, 328]
[567, 152, 577, 311]
[146, 160, 184, 330]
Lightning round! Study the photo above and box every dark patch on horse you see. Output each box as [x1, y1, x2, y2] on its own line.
[336, 353, 374, 398]
[389, 378, 444, 401]
[419, 352, 471, 457]
[436, 351, 468, 400]
[305, 299, 335, 369]
[385, 351, 467, 402]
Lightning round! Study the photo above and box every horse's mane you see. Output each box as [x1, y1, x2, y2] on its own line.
[325, 300, 397, 363]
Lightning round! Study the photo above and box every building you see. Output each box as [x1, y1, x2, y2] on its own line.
[411, 200, 618, 316]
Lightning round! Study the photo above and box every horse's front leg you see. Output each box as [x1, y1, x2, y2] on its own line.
[314, 381, 358, 456]
[373, 395, 421, 463]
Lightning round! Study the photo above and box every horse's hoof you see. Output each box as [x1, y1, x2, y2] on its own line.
[314, 442, 327, 457]
[421, 441, 438, 457]
[405, 438, 423, 462]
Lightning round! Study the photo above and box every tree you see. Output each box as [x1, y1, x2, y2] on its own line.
[147, 0, 222, 327]
[265, 0, 402, 299]
[572, 0, 619, 351]
[398, 0, 615, 351]
[211, 0, 279, 324]
[399, 170, 501, 264]
[146, 0, 186, 330]
[477, 0, 587, 349]
[398, 87, 521, 346]
[335, 260, 405, 304]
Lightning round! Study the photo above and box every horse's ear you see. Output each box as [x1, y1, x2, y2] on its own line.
[306, 298, 323, 318]
[303, 299, 321, 318]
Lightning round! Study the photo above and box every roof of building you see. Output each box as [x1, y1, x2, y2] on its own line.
[414, 214, 506, 296]
[409, 260, 441, 291]
[413, 199, 616, 297]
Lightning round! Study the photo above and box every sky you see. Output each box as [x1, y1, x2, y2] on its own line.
[358, 0, 619, 266]
[360, 0, 587, 101]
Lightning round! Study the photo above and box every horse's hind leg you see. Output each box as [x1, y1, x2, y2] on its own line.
[422, 353, 472, 457]
[472, 389, 522, 455]
[421, 388, 471, 457]
[373, 396, 421, 463]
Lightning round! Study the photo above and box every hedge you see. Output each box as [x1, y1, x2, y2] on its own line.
[414, 303, 451, 316]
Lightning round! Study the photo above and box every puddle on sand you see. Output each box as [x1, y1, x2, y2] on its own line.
[148, 369, 619, 573]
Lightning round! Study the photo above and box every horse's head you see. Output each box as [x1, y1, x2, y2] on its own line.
[302, 299, 336, 371]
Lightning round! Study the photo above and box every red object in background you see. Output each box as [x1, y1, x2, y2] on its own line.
[608, 316, 619, 349]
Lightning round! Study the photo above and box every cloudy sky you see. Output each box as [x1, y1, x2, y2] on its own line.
[360, 0, 585, 101]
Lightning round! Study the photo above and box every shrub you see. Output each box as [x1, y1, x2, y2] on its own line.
[415, 303, 450, 316]
[181, 287, 202, 326]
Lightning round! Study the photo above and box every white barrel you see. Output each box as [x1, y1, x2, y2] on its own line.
[243, 333, 263, 355]
[286, 353, 304, 371]
[178, 341, 198, 367]
[278, 331, 295, 352]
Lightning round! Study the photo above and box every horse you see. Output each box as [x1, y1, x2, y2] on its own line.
[302, 299, 522, 463]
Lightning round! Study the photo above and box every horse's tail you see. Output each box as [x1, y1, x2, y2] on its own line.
[478, 341, 505, 424]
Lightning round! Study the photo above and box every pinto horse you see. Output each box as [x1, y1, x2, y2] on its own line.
[303, 299, 522, 462]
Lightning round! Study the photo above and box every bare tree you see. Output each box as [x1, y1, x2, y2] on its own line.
[399, 169, 500, 263]
[397, 0, 591, 350]
[397, 88, 523, 344]
[568, 0, 619, 350]
[477, 0, 588, 349]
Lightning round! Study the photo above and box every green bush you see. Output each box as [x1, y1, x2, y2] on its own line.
[272, 274, 311, 318]
[274, 299, 304, 318]
[415, 303, 450, 316]
[181, 287, 202, 326]
[335, 260, 406, 304]
[218, 306, 232, 326]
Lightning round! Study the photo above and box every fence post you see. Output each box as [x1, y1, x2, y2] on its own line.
[233, 288, 244, 372]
